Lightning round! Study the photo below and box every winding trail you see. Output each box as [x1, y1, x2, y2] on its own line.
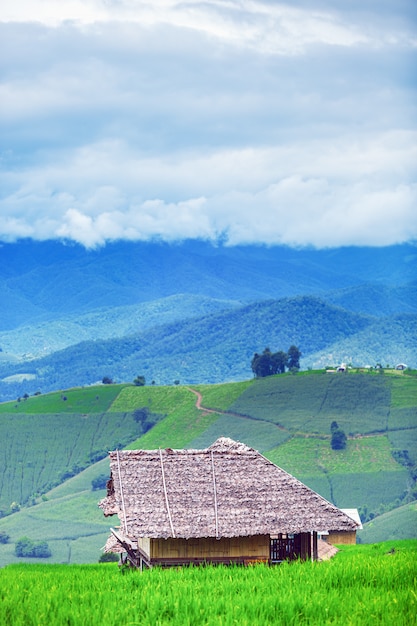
[186, 387, 289, 432]
[185, 387, 389, 441]
[186, 388, 218, 414]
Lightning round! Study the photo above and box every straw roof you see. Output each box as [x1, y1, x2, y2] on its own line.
[99, 437, 358, 540]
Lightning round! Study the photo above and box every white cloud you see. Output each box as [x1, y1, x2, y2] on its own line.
[0, 1, 416, 248]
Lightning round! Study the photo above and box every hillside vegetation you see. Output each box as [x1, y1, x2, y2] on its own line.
[1, 295, 416, 402]
[0, 370, 416, 565]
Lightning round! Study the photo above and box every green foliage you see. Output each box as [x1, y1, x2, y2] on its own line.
[0, 295, 386, 398]
[287, 344, 302, 370]
[1, 542, 416, 625]
[91, 474, 109, 491]
[133, 375, 145, 386]
[98, 552, 119, 563]
[331, 428, 347, 450]
[15, 537, 51, 558]
[251, 345, 301, 378]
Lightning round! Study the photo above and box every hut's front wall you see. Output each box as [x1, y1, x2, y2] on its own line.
[148, 535, 270, 564]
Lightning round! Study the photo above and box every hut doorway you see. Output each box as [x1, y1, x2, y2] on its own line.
[270, 532, 317, 562]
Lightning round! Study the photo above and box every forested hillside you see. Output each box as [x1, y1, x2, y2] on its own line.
[1, 241, 415, 400]
[1, 296, 416, 401]
[1, 241, 415, 329]
[0, 370, 415, 565]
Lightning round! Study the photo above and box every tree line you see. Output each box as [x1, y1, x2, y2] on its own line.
[251, 345, 302, 378]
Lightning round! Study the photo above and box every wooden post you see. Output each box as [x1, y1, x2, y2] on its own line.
[312, 531, 318, 562]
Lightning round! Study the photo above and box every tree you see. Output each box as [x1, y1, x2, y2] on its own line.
[251, 348, 277, 377]
[251, 347, 290, 378]
[331, 426, 347, 450]
[133, 407, 150, 423]
[133, 375, 146, 386]
[271, 351, 288, 375]
[287, 345, 302, 370]
[0, 531, 10, 544]
[99, 552, 119, 563]
[91, 474, 109, 491]
[15, 537, 51, 558]
[102, 376, 113, 385]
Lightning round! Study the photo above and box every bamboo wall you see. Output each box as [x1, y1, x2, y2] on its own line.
[138, 537, 151, 558]
[148, 535, 270, 561]
[327, 531, 356, 545]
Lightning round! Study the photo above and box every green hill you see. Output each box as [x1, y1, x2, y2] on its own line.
[358, 503, 417, 543]
[1, 295, 416, 403]
[0, 370, 416, 566]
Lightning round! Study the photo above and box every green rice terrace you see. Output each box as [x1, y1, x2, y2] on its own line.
[0, 540, 416, 625]
[0, 369, 416, 566]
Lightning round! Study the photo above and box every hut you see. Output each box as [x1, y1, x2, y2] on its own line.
[99, 437, 358, 568]
[320, 509, 363, 546]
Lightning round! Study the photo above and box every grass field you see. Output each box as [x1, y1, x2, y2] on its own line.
[0, 384, 127, 414]
[228, 373, 392, 435]
[0, 540, 415, 626]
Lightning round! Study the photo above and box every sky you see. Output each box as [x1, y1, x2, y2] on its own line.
[1, 0, 416, 248]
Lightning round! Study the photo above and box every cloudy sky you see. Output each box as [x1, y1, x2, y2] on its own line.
[1, 0, 416, 248]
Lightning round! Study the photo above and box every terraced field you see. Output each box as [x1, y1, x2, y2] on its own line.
[0, 369, 415, 565]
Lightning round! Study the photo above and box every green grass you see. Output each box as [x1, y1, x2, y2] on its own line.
[0, 410, 138, 510]
[190, 413, 291, 451]
[0, 541, 416, 626]
[229, 374, 391, 435]
[388, 428, 417, 464]
[266, 436, 401, 476]
[0, 384, 128, 414]
[390, 376, 417, 408]
[193, 380, 254, 411]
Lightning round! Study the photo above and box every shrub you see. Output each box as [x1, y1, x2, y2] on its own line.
[0, 531, 10, 544]
[15, 537, 51, 558]
[98, 552, 119, 563]
[331, 428, 347, 450]
[91, 474, 109, 491]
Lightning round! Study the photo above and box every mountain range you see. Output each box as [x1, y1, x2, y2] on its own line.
[0, 239, 416, 400]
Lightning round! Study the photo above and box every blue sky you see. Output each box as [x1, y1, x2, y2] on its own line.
[1, 0, 416, 248]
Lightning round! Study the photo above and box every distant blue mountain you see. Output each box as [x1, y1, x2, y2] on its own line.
[1, 239, 416, 329]
[0, 239, 415, 400]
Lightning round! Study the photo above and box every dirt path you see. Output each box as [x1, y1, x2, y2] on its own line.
[186, 387, 289, 432]
[186, 388, 219, 414]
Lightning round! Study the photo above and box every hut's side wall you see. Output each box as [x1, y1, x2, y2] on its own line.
[327, 531, 356, 545]
[149, 535, 270, 561]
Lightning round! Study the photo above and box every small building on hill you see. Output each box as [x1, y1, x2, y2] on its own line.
[99, 437, 358, 568]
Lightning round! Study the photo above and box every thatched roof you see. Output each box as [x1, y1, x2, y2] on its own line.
[99, 437, 358, 540]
